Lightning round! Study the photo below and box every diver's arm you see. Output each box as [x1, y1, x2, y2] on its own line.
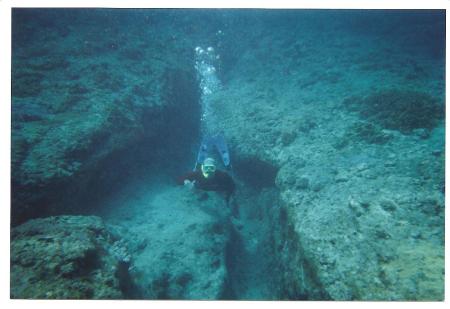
[176, 171, 199, 185]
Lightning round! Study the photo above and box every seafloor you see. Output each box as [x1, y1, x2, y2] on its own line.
[10, 9, 445, 300]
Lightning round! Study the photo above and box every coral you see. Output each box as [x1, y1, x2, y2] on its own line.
[343, 90, 444, 134]
[11, 216, 134, 299]
[335, 121, 393, 149]
[10, 9, 445, 301]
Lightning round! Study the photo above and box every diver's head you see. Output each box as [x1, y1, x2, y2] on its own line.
[201, 157, 216, 178]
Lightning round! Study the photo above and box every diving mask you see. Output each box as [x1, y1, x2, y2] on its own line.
[201, 164, 216, 177]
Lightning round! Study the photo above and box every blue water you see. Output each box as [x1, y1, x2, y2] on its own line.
[11, 9, 445, 300]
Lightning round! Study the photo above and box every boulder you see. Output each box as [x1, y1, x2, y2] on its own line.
[11, 215, 133, 299]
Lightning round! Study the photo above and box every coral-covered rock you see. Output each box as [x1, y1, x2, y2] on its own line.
[343, 90, 444, 134]
[104, 186, 231, 300]
[10, 9, 445, 301]
[11, 215, 132, 299]
[11, 11, 201, 225]
[208, 12, 444, 300]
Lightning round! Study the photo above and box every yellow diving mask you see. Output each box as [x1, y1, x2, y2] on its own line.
[201, 159, 216, 178]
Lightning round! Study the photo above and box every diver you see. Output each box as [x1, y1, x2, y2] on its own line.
[177, 157, 235, 204]
[177, 133, 237, 215]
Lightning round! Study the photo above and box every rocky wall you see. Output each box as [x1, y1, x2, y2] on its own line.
[11, 185, 234, 300]
[11, 216, 133, 299]
[208, 12, 445, 300]
[11, 10, 202, 225]
[10, 9, 445, 300]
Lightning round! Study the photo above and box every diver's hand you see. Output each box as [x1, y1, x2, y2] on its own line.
[184, 180, 195, 190]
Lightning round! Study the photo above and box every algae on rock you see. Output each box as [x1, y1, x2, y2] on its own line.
[103, 186, 232, 299]
[11, 215, 133, 299]
[11, 10, 201, 224]
[208, 11, 444, 300]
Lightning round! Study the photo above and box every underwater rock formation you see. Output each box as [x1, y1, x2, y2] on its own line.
[342, 90, 444, 134]
[11, 10, 201, 225]
[214, 92, 444, 300]
[103, 186, 232, 299]
[10, 9, 445, 300]
[10, 215, 133, 299]
[209, 11, 444, 300]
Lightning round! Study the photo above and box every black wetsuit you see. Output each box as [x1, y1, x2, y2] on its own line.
[177, 170, 235, 201]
